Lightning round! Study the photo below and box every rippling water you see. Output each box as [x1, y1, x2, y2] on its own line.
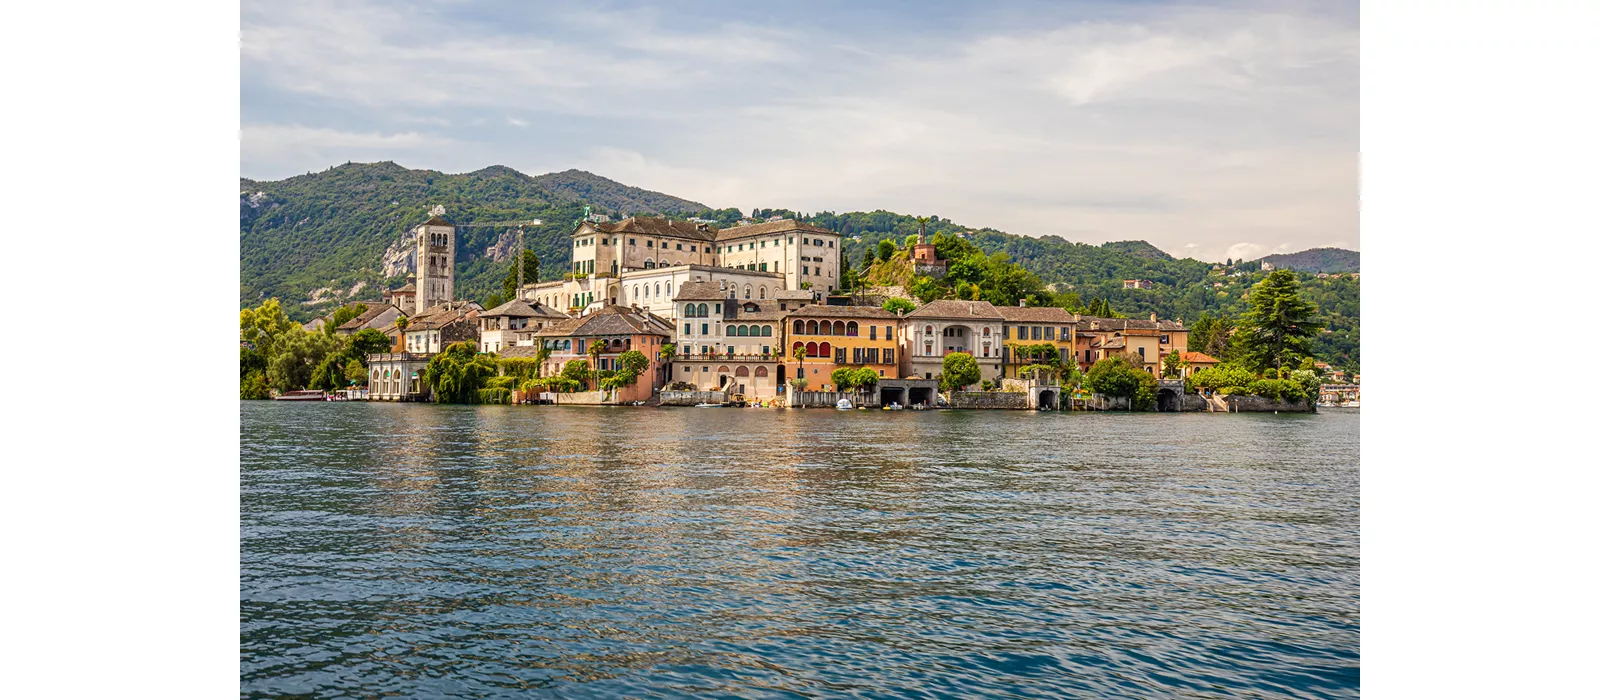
[241, 402, 1359, 698]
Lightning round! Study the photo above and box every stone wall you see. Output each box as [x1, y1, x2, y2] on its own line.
[792, 390, 879, 408]
[661, 390, 726, 406]
[1223, 395, 1318, 413]
[947, 391, 1029, 410]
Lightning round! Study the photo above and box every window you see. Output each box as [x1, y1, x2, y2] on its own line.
[829, 240, 835, 247]
[684, 323, 691, 335]
[701, 323, 709, 335]
[715, 303, 722, 313]
[761, 240, 766, 248]
[629, 238, 636, 246]
[804, 266, 810, 275]
[1137, 347, 1146, 359]
[676, 243, 683, 250]
[759, 262, 767, 272]
[763, 326, 772, 337]
[870, 326, 877, 340]
[647, 241, 654, 248]
[1031, 326, 1041, 341]
[1045, 327, 1054, 340]
[691, 245, 697, 252]
[886, 326, 893, 341]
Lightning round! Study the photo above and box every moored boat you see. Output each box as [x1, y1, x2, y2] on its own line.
[836, 398, 853, 410]
[273, 390, 326, 401]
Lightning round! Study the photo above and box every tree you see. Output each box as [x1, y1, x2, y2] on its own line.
[831, 367, 856, 391]
[876, 239, 896, 262]
[1162, 351, 1183, 378]
[422, 342, 498, 403]
[560, 360, 590, 387]
[882, 297, 916, 315]
[501, 249, 541, 301]
[658, 342, 676, 364]
[860, 247, 875, 269]
[940, 352, 980, 391]
[616, 349, 650, 379]
[903, 234, 919, 249]
[266, 327, 341, 393]
[1085, 354, 1156, 409]
[322, 303, 368, 336]
[851, 368, 880, 391]
[1234, 270, 1324, 374]
[588, 340, 606, 389]
[348, 328, 393, 360]
[240, 299, 296, 360]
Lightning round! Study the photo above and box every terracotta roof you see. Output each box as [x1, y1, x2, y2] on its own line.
[773, 289, 815, 300]
[905, 299, 1004, 320]
[1095, 338, 1126, 350]
[784, 304, 897, 319]
[673, 280, 730, 301]
[1179, 352, 1220, 364]
[725, 301, 787, 321]
[389, 283, 416, 294]
[1075, 316, 1187, 333]
[420, 215, 452, 227]
[534, 305, 670, 338]
[337, 303, 400, 330]
[480, 299, 542, 318]
[712, 219, 834, 241]
[498, 345, 546, 359]
[587, 216, 717, 242]
[996, 306, 1077, 323]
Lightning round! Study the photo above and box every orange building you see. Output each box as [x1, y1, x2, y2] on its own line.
[784, 305, 902, 390]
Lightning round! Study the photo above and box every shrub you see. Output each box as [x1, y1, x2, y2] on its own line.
[475, 388, 512, 404]
[666, 381, 698, 391]
[882, 297, 916, 314]
[484, 376, 518, 390]
[831, 367, 857, 391]
[1186, 364, 1257, 393]
[1244, 378, 1306, 402]
[940, 352, 980, 391]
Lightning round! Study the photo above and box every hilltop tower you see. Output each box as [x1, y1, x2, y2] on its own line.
[414, 209, 456, 312]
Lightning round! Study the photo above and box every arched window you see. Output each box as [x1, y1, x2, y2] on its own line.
[806, 342, 818, 356]
[735, 366, 750, 377]
[807, 320, 819, 335]
[755, 366, 769, 377]
[762, 325, 772, 337]
[759, 286, 767, 299]
[633, 285, 640, 301]
[698, 303, 708, 317]
[666, 282, 672, 296]
[739, 326, 750, 337]
[383, 370, 390, 379]
[833, 321, 845, 335]
[925, 325, 934, 336]
[718, 365, 731, 374]
[847, 321, 858, 336]
[744, 285, 751, 299]
[794, 320, 805, 334]
[793, 341, 804, 354]
[819, 342, 832, 357]
[654, 283, 661, 298]
[644, 259, 655, 269]
[983, 327, 991, 336]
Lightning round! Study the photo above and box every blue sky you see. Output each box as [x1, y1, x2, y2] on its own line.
[242, 0, 1357, 262]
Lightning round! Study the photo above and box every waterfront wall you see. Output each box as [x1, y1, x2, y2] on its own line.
[1224, 395, 1317, 413]
[948, 391, 1029, 410]
[792, 390, 879, 408]
[661, 390, 726, 406]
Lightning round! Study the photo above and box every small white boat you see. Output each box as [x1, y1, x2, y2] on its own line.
[884, 402, 903, 411]
[836, 398, 854, 410]
[273, 390, 326, 401]
[1341, 400, 1360, 408]
[694, 402, 722, 408]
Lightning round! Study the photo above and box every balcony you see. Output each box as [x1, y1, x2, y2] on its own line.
[674, 352, 776, 362]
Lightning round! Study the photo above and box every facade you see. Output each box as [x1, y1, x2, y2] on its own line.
[396, 301, 481, 355]
[382, 281, 418, 316]
[477, 299, 570, 353]
[532, 305, 674, 402]
[785, 304, 901, 390]
[565, 216, 843, 294]
[366, 353, 430, 401]
[668, 281, 786, 398]
[1122, 279, 1154, 290]
[614, 265, 787, 319]
[996, 305, 1078, 379]
[1178, 351, 1221, 378]
[414, 216, 456, 312]
[1071, 315, 1189, 374]
[901, 300, 1006, 387]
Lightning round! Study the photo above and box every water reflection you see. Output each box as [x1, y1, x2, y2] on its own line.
[243, 402, 1359, 698]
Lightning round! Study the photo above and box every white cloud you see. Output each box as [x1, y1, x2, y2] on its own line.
[241, 1, 1357, 261]
[240, 124, 454, 176]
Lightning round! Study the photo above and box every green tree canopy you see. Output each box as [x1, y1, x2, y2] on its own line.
[831, 367, 856, 391]
[422, 342, 498, 403]
[882, 297, 916, 314]
[501, 249, 541, 301]
[940, 352, 980, 391]
[1234, 270, 1324, 373]
[876, 239, 896, 262]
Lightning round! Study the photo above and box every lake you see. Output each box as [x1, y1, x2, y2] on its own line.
[241, 402, 1359, 698]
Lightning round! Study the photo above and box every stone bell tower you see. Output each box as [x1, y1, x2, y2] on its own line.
[415, 206, 455, 312]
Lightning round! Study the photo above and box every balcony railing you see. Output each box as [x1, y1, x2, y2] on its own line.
[674, 352, 776, 362]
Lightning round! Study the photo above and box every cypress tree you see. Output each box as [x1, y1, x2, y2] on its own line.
[1235, 270, 1324, 373]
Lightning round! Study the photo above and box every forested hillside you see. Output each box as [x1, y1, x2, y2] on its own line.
[239, 162, 705, 319]
[240, 163, 1358, 370]
[1259, 247, 1361, 273]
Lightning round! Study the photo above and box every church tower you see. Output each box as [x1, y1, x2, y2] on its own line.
[414, 208, 455, 312]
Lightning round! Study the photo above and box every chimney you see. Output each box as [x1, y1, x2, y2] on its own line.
[1150, 312, 1158, 322]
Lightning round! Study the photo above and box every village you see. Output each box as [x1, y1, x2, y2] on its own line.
[279, 211, 1355, 411]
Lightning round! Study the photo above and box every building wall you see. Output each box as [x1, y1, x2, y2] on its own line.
[900, 318, 1004, 385]
[718, 228, 841, 292]
[1000, 322, 1077, 379]
[785, 316, 901, 390]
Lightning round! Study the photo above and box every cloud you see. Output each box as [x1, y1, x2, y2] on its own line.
[241, 0, 1358, 261]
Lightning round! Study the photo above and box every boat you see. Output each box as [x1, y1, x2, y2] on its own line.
[836, 398, 854, 410]
[883, 402, 904, 411]
[1341, 400, 1360, 408]
[273, 390, 326, 401]
[694, 402, 723, 408]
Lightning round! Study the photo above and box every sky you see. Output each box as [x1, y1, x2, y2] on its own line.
[241, 0, 1358, 263]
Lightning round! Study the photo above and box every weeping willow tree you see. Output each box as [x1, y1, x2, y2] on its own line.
[422, 342, 498, 403]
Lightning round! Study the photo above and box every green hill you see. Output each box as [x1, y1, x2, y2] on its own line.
[239, 162, 707, 318]
[1258, 247, 1360, 273]
[239, 163, 1359, 370]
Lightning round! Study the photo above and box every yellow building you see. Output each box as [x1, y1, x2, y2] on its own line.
[997, 305, 1078, 379]
[1073, 314, 1189, 375]
[784, 305, 901, 390]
